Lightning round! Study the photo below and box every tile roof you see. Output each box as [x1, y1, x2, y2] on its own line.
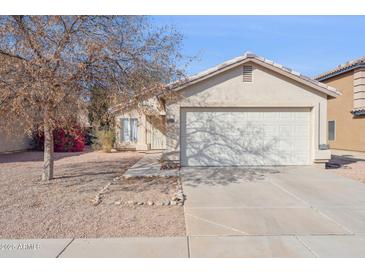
[172, 52, 340, 97]
[316, 56, 365, 81]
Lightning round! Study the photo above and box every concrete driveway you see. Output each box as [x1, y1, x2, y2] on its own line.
[181, 166, 365, 257]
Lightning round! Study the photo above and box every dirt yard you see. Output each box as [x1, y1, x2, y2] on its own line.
[0, 148, 185, 239]
[326, 155, 365, 184]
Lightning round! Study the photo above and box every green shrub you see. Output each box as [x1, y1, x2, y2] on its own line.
[92, 130, 115, 152]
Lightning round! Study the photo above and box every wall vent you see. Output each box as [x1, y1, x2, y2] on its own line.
[243, 65, 253, 82]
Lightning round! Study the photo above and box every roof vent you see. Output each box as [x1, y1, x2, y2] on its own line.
[243, 65, 253, 82]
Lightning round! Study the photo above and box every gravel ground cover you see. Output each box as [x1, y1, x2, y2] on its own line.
[326, 155, 365, 184]
[0, 148, 185, 238]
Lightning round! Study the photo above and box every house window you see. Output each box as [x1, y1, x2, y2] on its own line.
[121, 118, 138, 142]
[328, 120, 335, 141]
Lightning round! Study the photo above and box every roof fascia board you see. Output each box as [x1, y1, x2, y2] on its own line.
[173, 56, 254, 91]
[252, 59, 340, 98]
[317, 64, 365, 81]
[174, 57, 339, 98]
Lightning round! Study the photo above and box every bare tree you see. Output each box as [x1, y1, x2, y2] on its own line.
[0, 16, 185, 181]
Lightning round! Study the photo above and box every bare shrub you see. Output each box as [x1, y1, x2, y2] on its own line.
[92, 130, 115, 153]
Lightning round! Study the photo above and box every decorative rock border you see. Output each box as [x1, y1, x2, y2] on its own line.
[112, 199, 183, 207]
[93, 174, 185, 207]
[92, 181, 113, 206]
[160, 160, 180, 170]
[112, 175, 185, 207]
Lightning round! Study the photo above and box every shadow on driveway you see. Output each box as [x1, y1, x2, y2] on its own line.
[181, 166, 280, 187]
[327, 155, 365, 169]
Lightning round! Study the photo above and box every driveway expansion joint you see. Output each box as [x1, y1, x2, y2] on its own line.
[295, 235, 319, 258]
[185, 212, 249, 235]
[56, 238, 74, 258]
[268, 180, 310, 206]
[186, 236, 191, 258]
[312, 207, 355, 235]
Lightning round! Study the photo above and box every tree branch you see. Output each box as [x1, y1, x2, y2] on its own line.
[13, 16, 44, 61]
[0, 49, 28, 62]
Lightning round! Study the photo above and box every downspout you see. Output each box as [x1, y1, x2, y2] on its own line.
[318, 102, 329, 150]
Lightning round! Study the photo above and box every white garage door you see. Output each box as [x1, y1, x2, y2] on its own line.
[181, 108, 311, 166]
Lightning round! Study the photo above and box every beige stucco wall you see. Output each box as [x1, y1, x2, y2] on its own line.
[0, 124, 31, 153]
[114, 110, 166, 150]
[323, 71, 365, 152]
[115, 110, 149, 150]
[165, 62, 330, 164]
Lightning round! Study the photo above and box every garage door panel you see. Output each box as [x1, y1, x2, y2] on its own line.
[181, 108, 310, 166]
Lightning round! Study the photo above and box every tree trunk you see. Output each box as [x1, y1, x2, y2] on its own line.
[42, 120, 54, 181]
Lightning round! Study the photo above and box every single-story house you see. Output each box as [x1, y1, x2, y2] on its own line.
[316, 57, 365, 152]
[113, 52, 340, 167]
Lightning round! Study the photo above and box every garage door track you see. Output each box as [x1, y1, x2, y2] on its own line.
[182, 166, 365, 257]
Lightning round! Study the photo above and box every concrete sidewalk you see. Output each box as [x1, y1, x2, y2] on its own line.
[3, 235, 365, 257]
[123, 152, 178, 178]
[0, 237, 188, 258]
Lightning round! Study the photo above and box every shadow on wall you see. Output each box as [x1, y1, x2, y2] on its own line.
[180, 111, 294, 167]
[147, 115, 166, 134]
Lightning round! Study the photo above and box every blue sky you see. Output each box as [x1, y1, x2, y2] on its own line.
[152, 16, 365, 78]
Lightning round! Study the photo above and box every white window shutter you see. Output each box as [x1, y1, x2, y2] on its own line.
[121, 118, 130, 142]
[130, 118, 138, 142]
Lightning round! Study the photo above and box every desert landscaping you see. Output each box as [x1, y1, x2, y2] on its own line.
[0, 149, 185, 239]
[326, 155, 365, 184]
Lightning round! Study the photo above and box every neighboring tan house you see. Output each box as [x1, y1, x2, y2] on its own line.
[316, 57, 365, 152]
[0, 111, 88, 154]
[114, 52, 340, 166]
